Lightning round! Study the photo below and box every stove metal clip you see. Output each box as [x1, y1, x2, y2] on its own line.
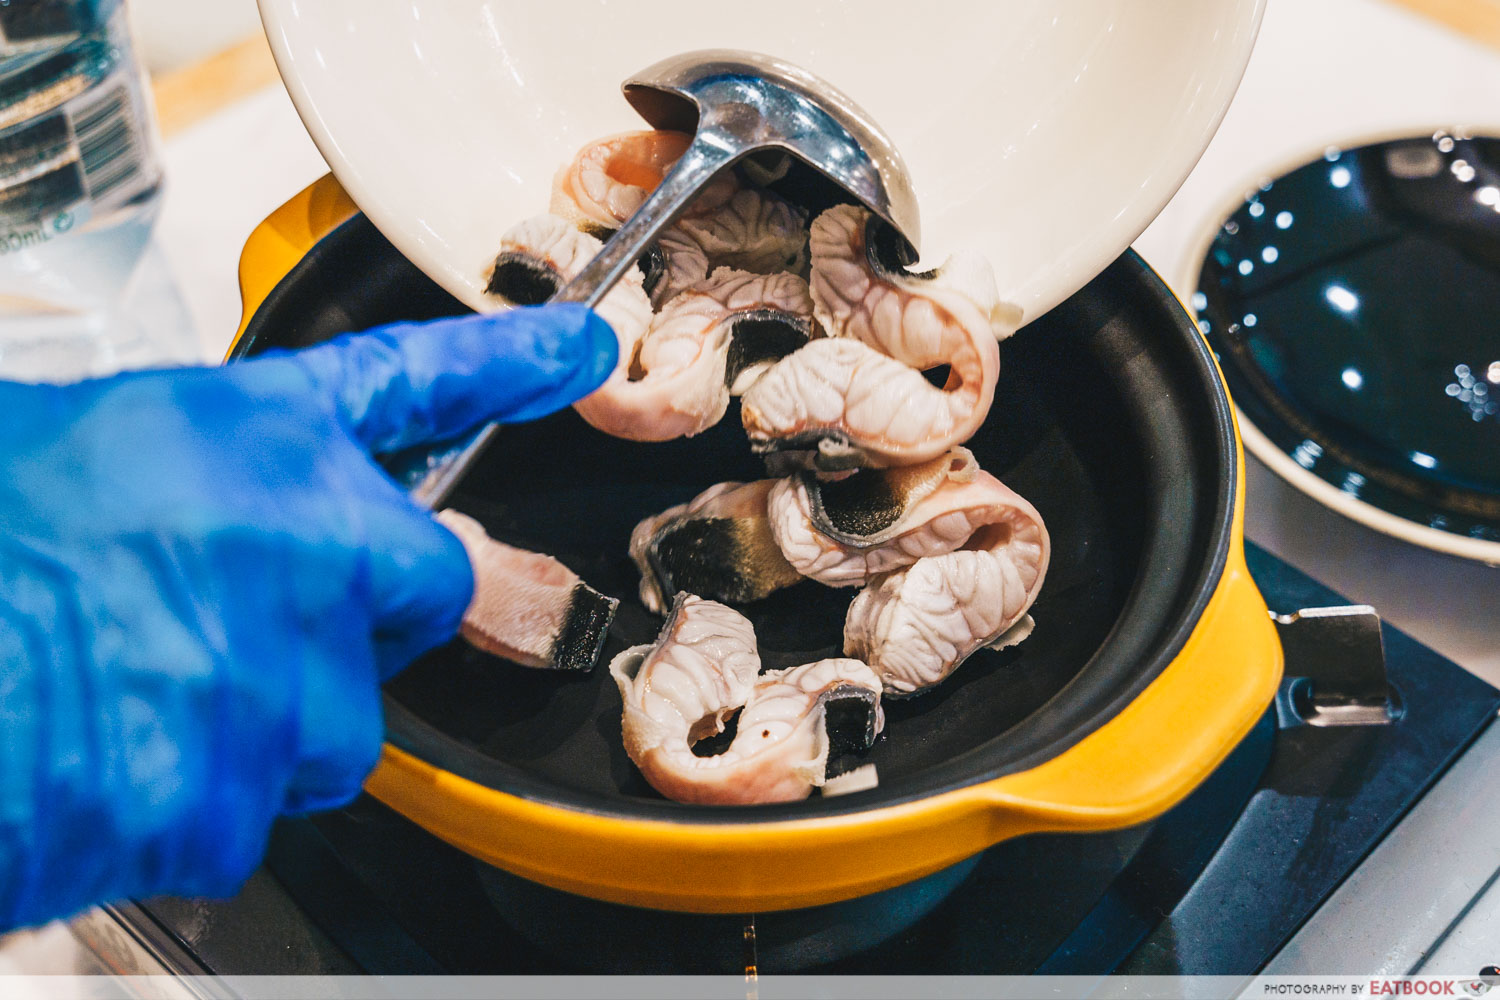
[1271, 605, 1401, 727]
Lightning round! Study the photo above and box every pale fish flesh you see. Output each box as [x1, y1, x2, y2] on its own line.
[548, 129, 736, 231]
[841, 471, 1049, 696]
[652, 188, 810, 306]
[573, 268, 816, 441]
[437, 510, 619, 672]
[610, 594, 883, 805]
[740, 204, 1020, 470]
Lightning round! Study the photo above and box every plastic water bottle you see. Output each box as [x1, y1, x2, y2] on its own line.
[0, 0, 166, 381]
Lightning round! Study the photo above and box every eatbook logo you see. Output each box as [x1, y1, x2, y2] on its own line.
[1461, 968, 1500, 997]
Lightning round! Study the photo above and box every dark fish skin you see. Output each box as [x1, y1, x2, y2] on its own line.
[798, 450, 963, 546]
[822, 685, 881, 757]
[549, 584, 620, 672]
[486, 253, 559, 304]
[804, 469, 906, 539]
[748, 429, 867, 472]
[722, 312, 814, 389]
[647, 516, 802, 607]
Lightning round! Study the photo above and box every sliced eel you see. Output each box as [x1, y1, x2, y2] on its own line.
[438, 510, 618, 672]
[840, 472, 1049, 696]
[741, 204, 1018, 470]
[630, 449, 1000, 613]
[629, 448, 1050, 696]
[547, 129, 743, 308]
[609, 594, 883, 805]
[629, 480, 802, 614]
[573, 268, 816, 442]
[483, 214, 653, 361]
[652, 188, 810, 306]
[767, 448, 983, 586]
[548, 129, 736, 230]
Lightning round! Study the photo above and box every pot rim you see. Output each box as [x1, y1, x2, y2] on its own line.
[235, 177, 1283, 911]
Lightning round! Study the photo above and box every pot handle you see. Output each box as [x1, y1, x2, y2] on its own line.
[969, 537, 1283, 833]
[233, 174, 360, 359]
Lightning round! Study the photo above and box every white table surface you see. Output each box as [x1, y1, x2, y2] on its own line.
[1137, 0, 1500, 687]
[153, 85, 329, 358]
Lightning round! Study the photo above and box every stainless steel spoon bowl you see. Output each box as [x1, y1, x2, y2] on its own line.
[404, 49, 920, 508]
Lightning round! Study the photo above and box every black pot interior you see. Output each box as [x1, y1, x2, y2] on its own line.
[235, 214, 1235, 824]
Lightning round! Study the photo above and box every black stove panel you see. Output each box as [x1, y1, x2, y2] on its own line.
[120, 545, 1500, 976]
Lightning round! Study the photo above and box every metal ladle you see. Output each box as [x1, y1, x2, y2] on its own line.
[404, 48, 920, 508]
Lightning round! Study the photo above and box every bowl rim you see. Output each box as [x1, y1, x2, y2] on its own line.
[255, 0, 1266, 326]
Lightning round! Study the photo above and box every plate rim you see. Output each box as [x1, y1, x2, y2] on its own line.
[1175, 123, 1500, 567]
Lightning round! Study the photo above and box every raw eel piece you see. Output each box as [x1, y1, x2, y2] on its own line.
[841, 471, 1048, 696]
[483, 213, 653, 349]
[609, 594, 883, 805]
[438, 510, 618, 672]
[741, 204, 1019, 471]
[653, 188, 809, 305]
[629, 480, 802, 614]
[549, 129, 736, 231]
[629, 448, 1050, 696]
[574, 268, 816, 442]
[768, 448, 984, 586]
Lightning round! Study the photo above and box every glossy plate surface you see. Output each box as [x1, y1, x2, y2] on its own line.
[1193, 134, 1500, 562]
[257, 0, 1262, 325]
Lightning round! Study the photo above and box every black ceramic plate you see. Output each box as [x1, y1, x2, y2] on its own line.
[234, 214, 1235, 824]
[1194, 132, 1500, 557]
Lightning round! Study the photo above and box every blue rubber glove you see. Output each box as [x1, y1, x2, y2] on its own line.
[0, 304, 616, 931]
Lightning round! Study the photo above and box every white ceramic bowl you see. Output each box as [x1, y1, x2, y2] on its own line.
[259, 0, 1263, 323]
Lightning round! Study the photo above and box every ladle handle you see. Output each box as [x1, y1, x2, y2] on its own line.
[553, 138, 739, 308]
[397, 137, 743, 510]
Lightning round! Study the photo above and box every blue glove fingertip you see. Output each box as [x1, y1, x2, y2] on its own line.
[368, 509, 475, 682]
[482, 304, 619, 424]
[565, 304, 623, 395]
[284, 302, 624, 454]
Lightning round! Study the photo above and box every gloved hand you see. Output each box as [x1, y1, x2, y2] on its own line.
[0, 304, 616, 931]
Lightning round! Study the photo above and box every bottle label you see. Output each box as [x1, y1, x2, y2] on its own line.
[0, 72, 155, 255]
[0, 2, 95, 55]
